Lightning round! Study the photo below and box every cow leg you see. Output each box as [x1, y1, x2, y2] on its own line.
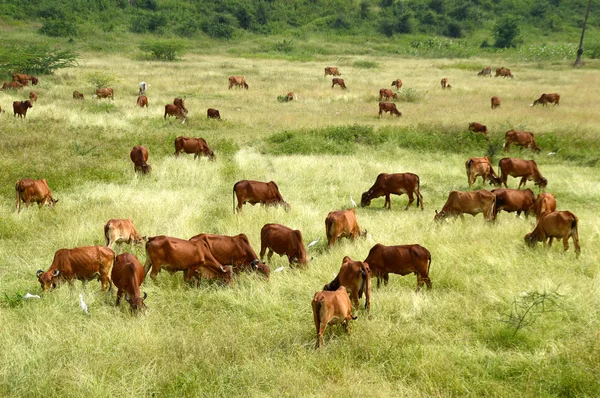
[562, 236, 569, 253]
[425, 277, 432, 290]
[547, 237, 554, 248]
[317, 323, 327, 348]
[518, 177, 527, 189]
[416, 276, 424, 292]
[194, 152, 199, 160]
[405, 192, 414, 210]
[267, 249, 273, 260]
[116, 289, 123, 306]
[350, 290, 359, 309]
[385, 194, 391, 209]
[383, 273, 389, 286]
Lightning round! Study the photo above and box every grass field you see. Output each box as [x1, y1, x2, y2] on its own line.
[1, 52, 600, 397]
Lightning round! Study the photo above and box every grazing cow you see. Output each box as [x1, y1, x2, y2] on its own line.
[491, 188, 535, 218]
[495, 67, 514, 78]
[391, 79, 403, 90]
[164, 104, 187, 123]
[498, 158, 547, 189]
[96, 88, 114, 99]
[136, 95, 148, 108]
[36, 246, 115, 291]
[325, 209, 366, 248]
[524, 211, 580, 258]
[207, 108, 221, 119]
[504, 130, 541, 153]
[491, 96, 501, 109]
[2, 81, 24, 90]
[29, 92, 37, 102]
[379, 88, 398, 101]
[260, 223, 308, 266]
[233, 180, 289, 213]
[440, 78, 449, 89]
[434, 190, 496, 222]
[286, 92, 296, 101]
[378, 102, 401, 117]
[364, 243, 432, 291]
[73, 90, 84, 100]
[324, 67, 341, 77]
[477, 66, 492, 76]
[323, 256, 371, 310]
[104, 218, 146, 253]
[468, 122, 488, 136]
[533, 93, 560, 107]
[173, 97, 188, 114]
[111, 253, 147, 312]
[189, 233, 270, 277]
[13, 100, 32, 118]
[312, 286, 356, 349]
[361, 172, 423, 210]
[130, 145, 151, 174]
[13, 73, 38, 85]
[139, 81, 147, 96]
[332, 78, 347, 89]
[534, 193, 557, 221]
[465, 156, 501, 187]
[228, 75, 248, 89]
[15, 178, 58, 213]
[174, 137, 215, 161]
[144, 235, 232, 284]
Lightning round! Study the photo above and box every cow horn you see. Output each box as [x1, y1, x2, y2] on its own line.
[36, 269, 43, 277]
[292, 256, 298, 263]
[53, 269, 60, 277]
[143, 292, 147, 300]
[219, 265, 226, 273]
[251, 259, 259, 268]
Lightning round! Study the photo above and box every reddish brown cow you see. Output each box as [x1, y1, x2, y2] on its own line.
[164, 104, 187, 123]
[361, 172, 423, 210]
[233, 180, 289, 213]
[73, 90, 84, 100]
[260, 223, 308, 266]
[533, 193, 557, 221]
[491, 96, 501, 109]
[465, 156, 501, 187]
[434, 190, 496, 222]
[364, 243, 432, 291]
[13, 73, 38, 85]
[15, 178, 58, 213]
[136, 95, 148, 108]
[130, 145, 151, 174]
[440, 78, 450, 89]
[504, 130, 541, 153]
[495, 67, 514, 78]
[325, 209, 366, 248]
[104, 218, 146, 253]
[36, 246, 115, 291]
[174, 137, 215, 161]
[207, 108, 221, 119]
[96, 88, 114, 99]
[378, 102, 401, 117]
[533, 93, 560, 106]
[312, 286, 356, 349]
[286, 92, 296, 101]
[332, 78, 347, 89]
[111, 253, 147, 312]
[468, 122, 488, 135]
[323, 256, 371, 310]
[525, 211, 580, 258]
[29, 92, 38, 102]
[229, 76, 248, 89]
[379, 88, 398, 101]
[391, 79, 403, 90]
[477, 66, 492, 77]
[2, 81, 24, 90]
[13, 100, 32, 118]
[189, 233, 270, 277]
[324, 67, 341, 77]
[498, 158, 547, 189]
[491, 188, 535, 218]
[173, 97, 188, 114]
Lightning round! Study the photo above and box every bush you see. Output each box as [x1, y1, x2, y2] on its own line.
[0, 45, 77, 75]
[87, 72, 118, 89]
[139, 40, 187, 61]
[202, 13, 238, 39]
[40, 17, 78, 37]
[353, 60, 379, 69]
[396, 87, 427, 103]
[493, 17, 522, 48]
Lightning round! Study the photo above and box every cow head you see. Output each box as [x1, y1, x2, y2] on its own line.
[488, 175, 502, 187]
[532, 145, 542, 153]
[37, 269, 60, 291]
[434, 210, 447, 222]
[535, 178, 548, 189]
[243, 82, 249, 89]
[141, 164, 152, 174]
[282, 202, 291, 212]
[251, 259, 270, 278]
[208, 151, 216, 162]
[360, 191, 372, 207]
[23, 100, 33, 109]
[133, 235, 147, 246]
[31, 76, 39, 85]
[126, 292, 147, 313]
[524, 233, 539, 247]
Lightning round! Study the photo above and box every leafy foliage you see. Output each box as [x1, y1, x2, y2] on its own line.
[87, 71, 118, 89]
[139, 40, 187, 61]
[493, 17, 523, 48]
[0, 45, 77, 75]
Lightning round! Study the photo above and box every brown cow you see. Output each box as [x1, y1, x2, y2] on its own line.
[13, 100, 32, 118]
[174, 137, 215, 161]
[495, 67, 514, 78]
[323, 256, 371, 310]
[15, 178, 58, 213]
[13, 73, 38, 85]
[136, 95, 148, 108]
[130, 145, 151, 174]
[504, 130, 541, 153]
[491, 188, 535, 219]
[524, 211, 580, 258]
[173, 97, 188, 114]
[533, 193, 557, 221]
[332, 78, 347, 89]
[233, 180, 289, 213]
[477, 66, 492, 77]
[228, 75, 248, 89]
[325, 209, 366, 248]
[260, 223, 308, 266]
[36, 246, 115, 291]
[104, 219, 146, 253]
[96, 88, 114, 99]
[164, 104, 187, 123]
[324, 67, 341, 77]
[378, 102, 401, 117]
[207, 108, 221, 119]
[491, 96, 501, 109]
[465, 156, 501, 187]
[73, 90, 84, 100]
[361, 172, 423, 210]
[144, 235, 232, 285]
[29, 92, 38, 102]
[364, 243, 432, 291]
[2, 81, 24, 90]
[189, 233, 270, 277]
[111, 253, 147, 313]
[498, 158, 547, 189]
[440, 78, 450, 89]
[391, 79, 403, 90]
[286, 92, 296, 101]
[468, 122, 488, 135]
[312, 286, 356, 349]
[434, 190, 496, 222]
[533, 93, 560, 106]
[379, 88, 398, 101]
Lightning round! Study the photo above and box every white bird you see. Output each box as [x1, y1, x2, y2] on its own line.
[350, 196, 357, 207]
[367, 233, 373, 242]
[79, 294, 88, 314]
[307, 237, 320, 248]
[274, 267, 286, 273]
[547, 152, 556, 156]
[23, 293, 40, 299]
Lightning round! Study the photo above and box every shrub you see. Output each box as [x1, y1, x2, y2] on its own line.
[353, 60, 378, 69]
[0, 45, 77, 75]
[493, 17, 522, 48]
[139, 40, 187, 61]
[396, 87, 427, 103]
[40, 17, 78, 37]
[202, 13, 238, 39]
[87, 72, 118, 89]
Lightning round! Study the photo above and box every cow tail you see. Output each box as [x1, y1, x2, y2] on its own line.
[15, 181, 20, 212]
[416, 175, 421, 208]
[232, 183, 236, 214]
[489, 194, 497, 221]
[313, 297, 323, 335]
[104, 223, 111, 247]
[361, 263, 371, 310]
[571, 214, 579, 243]
[466, 160, 472, 185]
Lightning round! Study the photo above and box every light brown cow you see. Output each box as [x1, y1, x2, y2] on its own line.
[323, 256, 371, 310]
[361, 172, 423, 210]
[36, 246, 115, 291]
[286, 92, 296, 101]
[434, 190, 496, 222]
[324, 67, 341, 77]
[29, 92, 38, 102]
[96, 88, 114, 99]
[379, 88, 398, 101]
[378, 102, 401, 117]
[504, 130, 541, 153]
[325, 209, 366, 248]
[174, 137, 215, 161]
[391, 79, 403, 90]
[1, 81, 24, 90]
[524, 211, 580, 258]
[136, 95, 148, 108]
[364, 243, 431, 291]
[111, 253, 147, 313]
[495, 67, 514, 78]
[465, 156, 501, 187]
[164, 104, 187, 123]
[233, 180, 289, 213]
[13, 100, 32, 118]
[73, 90, 84, 100]
[312, 286, 356, 349]
[13, 73, 38, 85]
[477, 66, 492, 76]
[498, 158, 547, 189]
[104, 219, 146, 253]
[491, 188, 535, 218]
[228, 75, 248, 89]
[15, 178, 58, 213]
[440, 78, 450, 89]
[130, 145, 151, 174]
[260, 223, 308, 266]
[332, 78, 347, 89]
[533, 93, 560, 106]
[533, 193, 557, 221]
[468, 122, 488, 136]
[207, 108, 221, 119]
[491, 96, 501, 109]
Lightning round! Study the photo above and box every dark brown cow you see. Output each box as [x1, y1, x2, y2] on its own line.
[533, 193, 557, 221]
[533, 93, 560, 106]
[13, 73, 38, 85]
[144, 235, 232, 285]
[104, 219, 146, 253]
[15, 178, 58, 213]
[96, 88, 114, 99]
[136, 95, 148, 108]
[174, 137, 215, 161]
[477, 66, 492, 77]
[260, 223, 308, 266]
[434, 190, 496, 222]
[524, 211, 580, 258]
[111, 253, 147, 313]
[2, 81, 24, 90]
[495, 67, 514, 78]
[189, 233, 270, 277]
[379, 88, 398, 101]
[13, 100, 32, 118]
[164, 104, 187, 123]
[504, 130, 541, 153]
[325, 209, 366, 248]
[130, 145, 151, 174]
[465, 156, 501, 187]
[323, 256, 371, 310]
[312, 286, 356, 349]
[361, 172, 423, 210]
[378, 102, 401, 117]
[332, 78, 347, 89]
[491, 96, 501, 109]
[73, 90, 84, 100]
[468, 122, 488, 135]
[173, 97, 188, 114]
[207, 108, 221, 119]
[228, 75, 248, 89]
[29, 92, 38, 102]
[233, 180, 289, 213]
[36, 246, 115, 291]
[324, 67, 341, 77]
[440, 78, 450, 89]
[491, 188, 535, 218]
[498, 158, 547, 189]
[391, 79, 403, 90]
[364, 243, 432, 291]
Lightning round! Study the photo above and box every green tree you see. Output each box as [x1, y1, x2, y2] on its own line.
[493, 17, 522, 48]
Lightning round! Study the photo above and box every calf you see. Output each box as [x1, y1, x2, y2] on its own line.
[323, 256, 371, 310]
[325, 209, 366, 248]
[29, 92, 38, 102]
[440, 78, 449, 89]
[174, 137, 215, 161]
[378, 102, 401, 117]
[13, 100, 32, 118]
[491, 96, 501, 109]
[361, 172, 423, 210]
[228, 75, 248, 89]
[498, 158, 547, 189]
[15, 178, 58, 213]
[324, 67, 341, 77]
[434, 190, 496, 222]
[233, 180, 289, 213]
[391, 79, 403, 90]
[533, 93, 560, 106]
[465, 156, 501, 187]
[164, 104, 187, 123]
[130, 145, 151, 174]
[477, 66, 492, 76]
[207, 108, 221, 119]
[173, 97, 188, 114]
[525, 211, 580, 258]
[468, 122, 488, 135]
[312, 286, 356, 349]
[104, 218, 146, 253]
[364, 243, 432, 291]
[96, 88, 114, 99]
[379, 88, 398, 101]
[331, 78, 347, 89]
[495, 67, 514, 78]
[136, 95, 148, 108]
[260, 223, 308, 267]
[533, 193, 557, 221]
[111, 253, 147, 313]
[491, 188, 535, 218]
[73, 90, 84, 100]
[504, 130, 541, 153]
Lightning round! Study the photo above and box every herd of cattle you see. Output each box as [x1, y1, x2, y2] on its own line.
[7, 64, 580, 348]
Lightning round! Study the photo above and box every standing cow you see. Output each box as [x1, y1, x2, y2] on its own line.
[323, 256, 371, 310]
[233, 180, 289, 213]
[174, 137, 215, 161]
[130, 146, 151, 174]
[364, 243, 432, 291]
[465, 157, 501, 187]
[533, 193, 557, 221]
[15, 178, 58, 213]
[504, 130, 541, 153]
[260, 223, 308, 267]
[325, 209, 366, 248]
[312, 286, 356, 349]
[361, 172, 423, 210]
[498, 158, 547, 189]
[491, 96, 501, 109]
[104, 218, 146, 253]
[228, 76, 248, 89]
[324, 67, 341, 77]
[434, 190, 496, 222]
[524, 211, 580, 258]
[112, 253, 147, 313]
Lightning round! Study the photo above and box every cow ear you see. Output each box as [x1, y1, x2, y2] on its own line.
[143, 292, 147, 300]
[36, 269, 43, 277]
[342, 256, 351, 263]
[435, 210, 438, 214]
[53, 270, 60, 277]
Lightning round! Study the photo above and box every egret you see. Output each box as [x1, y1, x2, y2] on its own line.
[23, 293, 40, 299]
[307, 237, 320, 248]
[350, 196, 357, 207]
[274, 267, 286, 273]
[79, 294, 88, 315]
